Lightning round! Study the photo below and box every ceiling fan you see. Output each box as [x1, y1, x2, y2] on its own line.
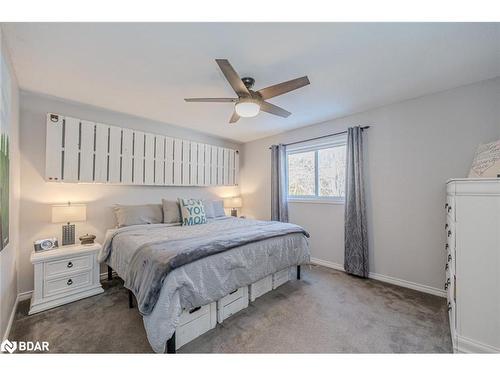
[184, 59, 310, 124]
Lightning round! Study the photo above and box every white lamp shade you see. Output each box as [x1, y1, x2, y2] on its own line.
[235, 101, 260, 118]
[52, 203, 87, 223]
[224, 197, 243, 208]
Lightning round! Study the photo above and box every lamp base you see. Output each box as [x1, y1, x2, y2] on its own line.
[231, 208, 238, 217]
[62, 224, 75, 246]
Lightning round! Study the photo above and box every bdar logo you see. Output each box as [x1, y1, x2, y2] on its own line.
[1, 339, 17, 353]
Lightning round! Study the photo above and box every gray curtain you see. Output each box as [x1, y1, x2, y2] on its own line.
[344, 126, 369, 278]
[270, 144, 289, 222]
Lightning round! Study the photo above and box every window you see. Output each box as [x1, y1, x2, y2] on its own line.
[286, 137, 346, 202]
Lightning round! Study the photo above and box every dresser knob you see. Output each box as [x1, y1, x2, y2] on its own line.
[67, 262, 73, 268]
[448, 254, 452, 261]
[448, 230, 452, 237]
[445, 243, 449, 249]
[67, 279, 73, 286]
[445, 223, 448, 229]
[445, 203, 448, 209]
[448, 302, 452, 312]
[445, 263, 449, 270]
[448, 206, 452, 213]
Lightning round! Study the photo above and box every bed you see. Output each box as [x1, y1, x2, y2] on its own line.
[99, 216, 310, 353]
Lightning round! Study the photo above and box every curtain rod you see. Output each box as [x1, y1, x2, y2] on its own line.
[269, 126, 370, 149]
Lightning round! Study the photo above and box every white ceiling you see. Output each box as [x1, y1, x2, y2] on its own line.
[3, 23, 499, 143]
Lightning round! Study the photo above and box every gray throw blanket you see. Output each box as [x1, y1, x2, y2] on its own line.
[124, 219, 309, 315]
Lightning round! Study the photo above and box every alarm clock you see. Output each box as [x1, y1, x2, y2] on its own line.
[34, 238, 59, 252]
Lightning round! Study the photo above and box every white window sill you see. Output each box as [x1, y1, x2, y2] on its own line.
[288, 199, 345, 205]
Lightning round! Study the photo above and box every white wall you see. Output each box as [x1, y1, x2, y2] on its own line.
[18, 92, 241, 294]
[241, 78, 500, 291]
[0, 28, 20, 340]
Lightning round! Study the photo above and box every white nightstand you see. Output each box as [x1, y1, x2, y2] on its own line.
[29, 242, 104, 315]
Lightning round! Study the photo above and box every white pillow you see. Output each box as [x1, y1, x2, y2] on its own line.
[178, 198, 208, 226]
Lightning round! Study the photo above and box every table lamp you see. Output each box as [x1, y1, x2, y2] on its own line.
[52, 202, 86, 246]
[224, 197, 243, 217]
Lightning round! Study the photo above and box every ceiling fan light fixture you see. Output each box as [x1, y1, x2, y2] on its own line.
[235, 99, 260, 118]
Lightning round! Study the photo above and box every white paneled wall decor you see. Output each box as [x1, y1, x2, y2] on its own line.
[45, 113, 240, 186]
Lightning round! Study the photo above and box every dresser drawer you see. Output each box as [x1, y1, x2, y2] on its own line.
[176, 302, 216, 350]
[43, 271, 92, 298]
[217, 287, 249, 323]
[273, 267, 292, 289]
[249, 275, 273, 302]
[45, 254, 92, 278]
[219, 286, 246, 306]
[179, 304, 211, 326]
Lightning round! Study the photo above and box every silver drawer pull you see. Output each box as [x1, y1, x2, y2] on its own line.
[67, 261, 73, 268]
[189, 306, 201, 314]
[67, 279, 73, 286]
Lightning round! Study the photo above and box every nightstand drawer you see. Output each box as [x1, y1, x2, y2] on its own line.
[44, 270, 92, 298]
[45, 255, 92, 278]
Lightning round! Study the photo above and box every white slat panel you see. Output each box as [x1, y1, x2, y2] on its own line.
[228, 149, 235, 185]
[197, 143, 204, 186]
[173, 138, 182, 185]
[190, 141, 198, 185]
[155, 136, 165, 185]
[204, 144, 211, 185]
[217, 147, 224, 185]
[223, 148, 229, 185]
[108, 126, 121, 183]
[121, 128, 134, 184]
[144, 133, 155, 185]
[63, 117, 79, 182]
[182, 140, 190, 185]
[211, 146, 217, 186]
[165, 137, 174, 185]
[79, 121, 95, 182]
[133, 131, 145, 184]
[45, 114, 63, 181]
[234, 151, 240, 185]
[94, 123, 109, 183]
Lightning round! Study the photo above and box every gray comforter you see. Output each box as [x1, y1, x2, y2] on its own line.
[100, 217, 310, 352]
[101, 217, 309, 314]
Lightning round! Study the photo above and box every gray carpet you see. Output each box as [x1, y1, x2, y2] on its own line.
[10, 265, 452, 353]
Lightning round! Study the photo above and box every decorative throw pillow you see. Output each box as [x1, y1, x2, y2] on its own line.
[203, 200, 215, 219]
[212, 200, 226, 218]
[178, 198, 207, 226]
[162, 199, 182, 224]
[113, 204, 163, 228]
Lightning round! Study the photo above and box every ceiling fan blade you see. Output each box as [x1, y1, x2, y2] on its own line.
[257, 76, 310, 100]
[260, 101, 291, 118]
[229, 111, 240, 124]
[215, 59, 250, 97]
[184, 98, 237, 102]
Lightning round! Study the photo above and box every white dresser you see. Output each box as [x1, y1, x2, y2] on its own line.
[29, 243, 104, 314]
[446, 178, 500, 353]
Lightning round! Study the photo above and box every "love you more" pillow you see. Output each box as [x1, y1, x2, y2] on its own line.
[178, 198, 208, 226]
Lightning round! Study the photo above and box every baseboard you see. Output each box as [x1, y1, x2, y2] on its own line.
[2, 295, 19, 342]
[18, 290, 32, 301]
[310, 257, 446, 298]
[456, 335, 500, 353]
[310, 258, 345, 271]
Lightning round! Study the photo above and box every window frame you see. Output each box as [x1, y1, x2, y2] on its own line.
[286, 135, 347, 204]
